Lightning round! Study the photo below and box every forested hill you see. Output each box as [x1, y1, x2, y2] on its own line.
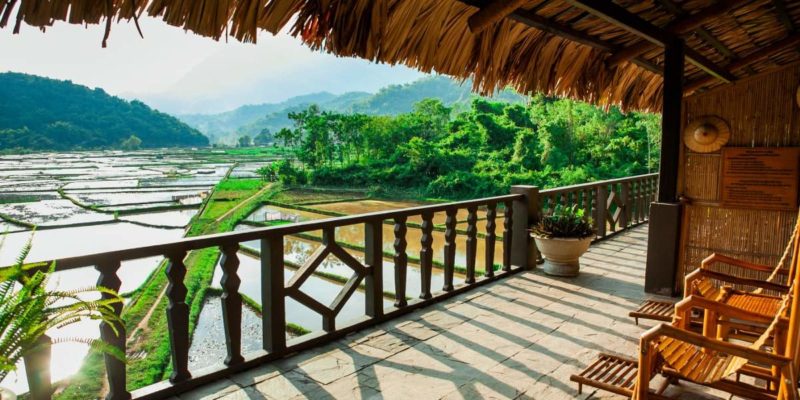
[180, 76, 526, 144]
[0, 73, 208, 151]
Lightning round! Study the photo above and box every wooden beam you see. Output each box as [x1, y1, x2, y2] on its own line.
[458, 0, 663, 74]
[607, 0, 749, 66]
[653, 0, 737, 60]
[564, 0, 670, 45]
[684, 47, 736, 82]
[772, 0, 796, 33]
[659, 37, 684, 203]
[565, 0, 732, 84]
[468, 0, 529, 33]
[684, 33, 800, 93]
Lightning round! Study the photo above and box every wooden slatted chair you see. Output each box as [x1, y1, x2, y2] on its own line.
[631, 284, 799, 399]
[573, 235, 800, 400]
[630, 211, 800, 326]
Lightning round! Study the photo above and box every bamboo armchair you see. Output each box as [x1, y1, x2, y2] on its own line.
[632, 287, 798, 400]
[631, 213, 799, 326]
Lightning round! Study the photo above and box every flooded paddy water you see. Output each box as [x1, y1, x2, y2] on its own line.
[0, 149, 504, 394]
[0, 150, 231, 393]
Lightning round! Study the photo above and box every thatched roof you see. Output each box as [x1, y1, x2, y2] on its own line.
[3, 0, 800, 112]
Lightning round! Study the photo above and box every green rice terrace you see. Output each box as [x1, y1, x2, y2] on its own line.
[0, 148, 505, 398]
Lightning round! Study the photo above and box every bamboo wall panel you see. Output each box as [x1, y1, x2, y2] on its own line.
[679, 63, 800, 287]
[683, 154, 721, 201]
[684, 63, 800, 147]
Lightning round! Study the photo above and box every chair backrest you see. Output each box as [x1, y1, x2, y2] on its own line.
[760, 208, 800, 289]
[785, 228, 800, 372]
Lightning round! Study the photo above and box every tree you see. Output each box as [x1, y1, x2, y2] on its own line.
[254, 129, 272, 146]
[256, 165, 278, 181]
[268, 96, 659, 199]
[238, 135, 252, 147]
[121, 134, 142, 150]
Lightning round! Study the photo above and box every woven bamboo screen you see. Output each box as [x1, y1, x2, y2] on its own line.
[679, 62, 800, 290]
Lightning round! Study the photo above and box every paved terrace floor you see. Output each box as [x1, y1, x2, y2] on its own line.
[180, 225, 726, 400]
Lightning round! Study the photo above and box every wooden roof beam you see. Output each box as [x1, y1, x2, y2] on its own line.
[565, 0, 669, 45]
[458, 0, 662, 74]
[653, 0, 737, 61]
[565, 0, 734, 83]
[684, 33, 800, 93]
[468, 0, 529, 33]
[607, 0, 750, 67]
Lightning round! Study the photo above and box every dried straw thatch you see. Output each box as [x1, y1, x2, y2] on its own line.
[2, 0, 799, 112]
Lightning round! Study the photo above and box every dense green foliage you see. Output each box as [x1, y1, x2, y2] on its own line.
[0, 73, 209, 151]
[532, 205, 595, 239]
[180, 76, 525, 145]
[270, 95, 661, 199]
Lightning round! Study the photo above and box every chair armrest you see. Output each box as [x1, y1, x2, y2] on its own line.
[674, 295, 775, 325]
[641, 323, 791, 367]
[686, 269, 790, 294]
[701, 253, 774, 273]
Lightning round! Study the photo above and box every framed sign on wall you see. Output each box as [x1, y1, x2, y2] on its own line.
[720, 147, 800, 211]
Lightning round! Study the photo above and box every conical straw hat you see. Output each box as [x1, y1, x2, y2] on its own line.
[683, 116, 731, 153]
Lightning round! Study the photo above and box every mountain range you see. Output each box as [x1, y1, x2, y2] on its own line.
[0, 72, 208, 151]
[178, 76, 527, 144]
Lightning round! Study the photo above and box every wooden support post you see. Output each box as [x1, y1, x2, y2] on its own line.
[646, 36, 684, 296]
[220, 244, 244, 365]
[465, 207, 478, 284]
[620, 182, 631, 228]
[443, 208, 457, 291]
[393, 217, 408, 307]
[485, 203, 497, 277]
[165, 251, 191, 382]
[419, 212, 434, 299]
[596, 185, 608, 238]
[510, 185, 538, 270]
[262, 236, 286, 353]
[364, 220, 383, 317]
[95, 261, 130, 400]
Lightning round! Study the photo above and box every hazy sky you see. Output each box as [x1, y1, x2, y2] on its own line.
[0, 17, 426, 114]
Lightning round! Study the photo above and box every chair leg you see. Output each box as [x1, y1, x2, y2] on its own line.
[634, 339, 653, 400]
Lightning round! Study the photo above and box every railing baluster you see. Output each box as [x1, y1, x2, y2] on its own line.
[620, 182, 630, 229]
[262, 236, 286, 353]
[502, 201, 513, 271]
[636, 181, 644, 222]
[485, 203, 497, 278]
[393, 217, 408, 307]
[95, 261, 130, 400]
[419, 211, 434, 299]
[165, 251, 191, 382]
[442, 208, 457, 291]
[583, 189, 592, 218]
[465, 206, 478, 284]
[220, 244, 243, 365]
[364, 220, 383, 317]
[596, 184, 608, 238]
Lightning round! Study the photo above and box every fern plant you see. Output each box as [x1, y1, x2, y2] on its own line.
[532, 204, 596, 239]
[0, 235, 125, 384]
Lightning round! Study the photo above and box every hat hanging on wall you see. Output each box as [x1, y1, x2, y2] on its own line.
[683, 116, 731, 153]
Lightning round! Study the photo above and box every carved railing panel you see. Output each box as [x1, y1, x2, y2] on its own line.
[16, 175, 656, 399]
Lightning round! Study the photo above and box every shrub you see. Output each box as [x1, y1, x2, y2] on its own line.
[532, 204, 595, 239]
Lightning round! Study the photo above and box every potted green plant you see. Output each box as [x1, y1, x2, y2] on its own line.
[531, 205, 596, 277]
[0, 238, 125, 399]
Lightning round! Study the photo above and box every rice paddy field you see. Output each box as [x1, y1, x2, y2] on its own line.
[0, 148, 504, 396]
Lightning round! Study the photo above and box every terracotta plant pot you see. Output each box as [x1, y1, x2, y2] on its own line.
[0, 387, 17, 400]
[532, 235, 593, 277]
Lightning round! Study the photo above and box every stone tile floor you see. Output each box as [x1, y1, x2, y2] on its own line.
[180, 225, 730, 399]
